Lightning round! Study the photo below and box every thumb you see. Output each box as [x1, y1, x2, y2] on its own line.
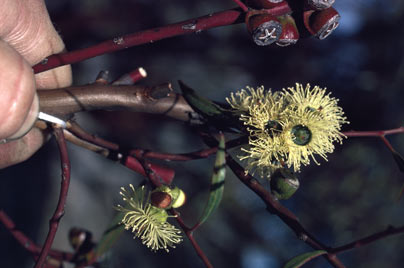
[0, 39, 39, 140]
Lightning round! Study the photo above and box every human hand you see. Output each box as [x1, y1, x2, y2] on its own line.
[0, 0, 72, 168]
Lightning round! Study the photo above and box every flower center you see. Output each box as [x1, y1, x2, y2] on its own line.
[265, 120, 283, 137]
[291, 125, 312, 145]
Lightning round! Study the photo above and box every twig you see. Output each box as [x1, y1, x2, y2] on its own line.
[33, 5, 293, 74]
[34, 128, 71, 268]
[344, 126, 404, 154]
[330, 225, 404, 254]
[232, 0, 249, 12]
[226, 155, 346, 268]
[0, 210, 74, 262]
[343, 126, 404, 137]
[38, 83, 198, 123]
[130, 135, 247, 161]
[65, 122, 175, 184]
[171, 210, 213, 268]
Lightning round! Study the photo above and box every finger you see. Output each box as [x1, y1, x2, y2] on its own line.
[0, 0, 72, 168]
[0, 40, 38, 139]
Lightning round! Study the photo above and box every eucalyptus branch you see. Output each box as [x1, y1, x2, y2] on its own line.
[171, 210, 213, 268]
[343, 126, 404, 151]
[329, 225, 404, 255]
[38, 83, 198, 123]
[34, 128, 71, 268]
[0, 210, 74, 262]
[33, 5, 290, 74]
[226, 155, 346, 268]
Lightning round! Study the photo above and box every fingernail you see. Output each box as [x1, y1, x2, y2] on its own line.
[7, 93, 39, 140]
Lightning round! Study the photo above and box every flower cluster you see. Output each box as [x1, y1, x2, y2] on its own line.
[227, 83, 348, 177]
[116, 184, 182, 252]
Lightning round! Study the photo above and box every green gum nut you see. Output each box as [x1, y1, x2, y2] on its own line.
[149, 206, 169, 223]
[270, 168, 299, 200]
[170, 187, 186, 208]
[152, 186, 186, 209]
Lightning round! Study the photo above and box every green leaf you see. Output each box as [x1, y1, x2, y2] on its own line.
[283, 250, 327, 268]
[179, 80, 225, 117]
[392, 150, 404, 173]
[179, 81, 244, 132]
[197, 134, 226, 226]
[94, 212, 125, 257]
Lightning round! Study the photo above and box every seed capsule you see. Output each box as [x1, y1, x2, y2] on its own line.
[247, 13, 282, 46]
[304, 7, 340, 40]
[306, 0, 335, 10]
[270, 168, 299, 200]
[276, 15, 299, 47]
[246, 0, 287, 9]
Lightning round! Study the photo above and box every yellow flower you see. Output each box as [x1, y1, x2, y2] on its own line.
[227, 83, 348, 176]
[226, 86, 286, 176]
[281, 83, 348, 171]
[116, 184, 182, 252]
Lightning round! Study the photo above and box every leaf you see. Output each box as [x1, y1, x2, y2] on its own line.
[94, 212, 125, 257]
[179, 80, 225, 117]
[197, 134, 226, 226]
[392, 150, 404, 173]
[283, 250, 327, 268]
[179, 81, 243, 132]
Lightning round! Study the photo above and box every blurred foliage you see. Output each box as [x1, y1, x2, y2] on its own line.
[1, 0, 404, 267]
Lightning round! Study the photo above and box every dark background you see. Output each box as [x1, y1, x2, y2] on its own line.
[1, 0, 404, 267]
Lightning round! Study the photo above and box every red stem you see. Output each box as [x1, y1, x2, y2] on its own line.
[343, 126, 404, 153]
[330, 225, 404, 254]
[171, 210, 213, 268]
[343, 126, 404, 137]
[33, 9, 244, 74]
[0, 210, 74, 261]
[33, 5, 291, 74]
[34, 128, 71, 268]
[232, 0, 249, 12]
[226, 155, 346, 268]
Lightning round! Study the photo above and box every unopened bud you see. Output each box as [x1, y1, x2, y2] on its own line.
[151, 191, 172, 209]
[270, 168, 299, 200]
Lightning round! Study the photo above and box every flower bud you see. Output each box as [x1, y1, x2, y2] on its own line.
[246, 13, 282, 46]
[306, 0, 335, 10]
[304, 7, 340, 40]
[151, 191, 172, 209]
[276, 15, 299, 47]
[270, 168, 299, 200]
[69, 228, 92, 250]
[152, 185, 186, 209]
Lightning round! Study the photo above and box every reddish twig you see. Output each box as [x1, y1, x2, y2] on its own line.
[34, 128, 71, 268]
[330, 225, 404, 254]
[66, 122, 175, 184]
[226, 155, 346, 268]
[0, 210, 74, 262]
[171, 210, 213, 268]
[232, 0, 249, 12]
[343, 126, 404, 137]
[112, 67, 147, 85]
[33, 5, 291, 74]
[343, 126, 404, 152]
[130, 135, 247, 161]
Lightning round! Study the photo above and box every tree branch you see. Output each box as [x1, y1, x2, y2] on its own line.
[0, 210, 74, 262]
[34, 128, 71, 268]
[226, 155, 346, 268]
[38, 83, 199, 123]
